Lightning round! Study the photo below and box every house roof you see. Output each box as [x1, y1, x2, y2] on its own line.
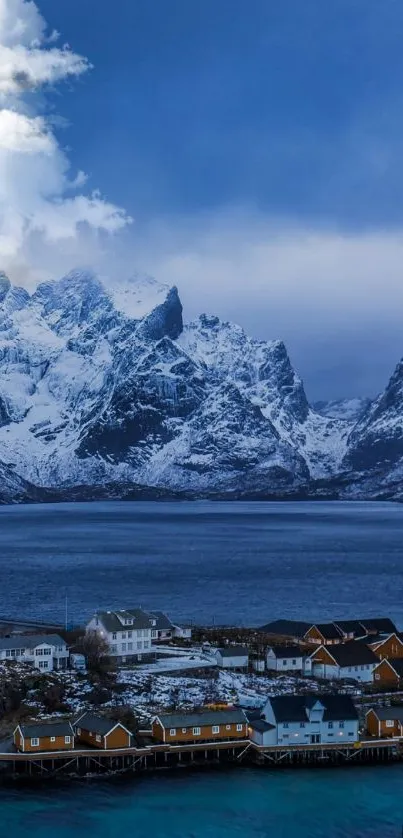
[216, 645, 248, 658]
[0, 634, 66, 651]
[148, 611, 174, 630]
[258, 620, 312, 637]
[95, 609, 153, 633]
[314, 641, 378, 668]
[268, 694, 358, 724]
[367, 705, 403, 722]
[18, 722, 74, 738]
[251, 719, 276, 732]
[155, 709, 247, 729]
[333, 620, 367, 636]
[306, 623, 343, 641]
[74, 712, 132, 736]
[267, 645, 304, 659]
[359, 618, 397, 634]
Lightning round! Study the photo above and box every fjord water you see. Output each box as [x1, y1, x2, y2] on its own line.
[2, 765, 403, 837]
[0, 500, 402, 625]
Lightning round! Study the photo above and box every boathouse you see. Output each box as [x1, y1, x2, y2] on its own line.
[366, 705, 403, 738]
[74, 713, 132, 749]
[14, 721, 74, 753]
[152, 708, 248, 744]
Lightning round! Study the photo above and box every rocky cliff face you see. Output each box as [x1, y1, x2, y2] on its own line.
[0, 269, 401, 502]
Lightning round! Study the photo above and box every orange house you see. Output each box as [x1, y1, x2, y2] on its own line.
[74, 712, 132, 749]
[366, 706, 403, 738]
[304, 624, 343, 645]
[373, 658, 403, 686]
[369, 633, 403, 661]
[14, 722, 74, 753]
[152, 709, 248, 745]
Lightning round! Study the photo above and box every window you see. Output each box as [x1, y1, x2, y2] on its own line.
[31, 738, 39, 747]
[192, 727, 201, 736]
[348, 732, 354, 736]
[6, 650, 11, 657]
[128, 642, 133, 651]
[339, 722, 344, 729]
[226, 725, 231, 730]
[236, 724, 243, 732]
[128, 631, 132, 639]
[111, 645, 117, 653]
[137, 642, 143, 649]
[121, 643, 126, 652]
[282, 660, 287, 665]
[386, 720, 394, 728]
[50, 737, 55, 742]
[39, 661, 49, 669]
[112, 632, 117, 640]
[96, 734, 101, 742]
[283, 723, 289, 729]
[169, 729, 176, 736]
[144, 641, 150, 649]
[212, 726, 220, 734]
[35, 649, 43, 656]
[300, 723, 305, 728]
[292, 659, 297, 665]
[122, 632, 126, 640]
[151, 630, 157, 638]
[65, 736, 71, 744]
[44, 648, 51, 655]
[328, 722, 333, 729]
[182, 728, 187, 733]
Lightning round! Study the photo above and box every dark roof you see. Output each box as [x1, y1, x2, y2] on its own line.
[74, 712, 131, 736]
[258, 620, 311, 637]
[267, 645, 304, 659]
[251, 719, 275, 732]
[148, 611, 174, 631]
[333, 621, 367, 636]
[368, 705, 403, 722]
[359, 618, 397, 634]
[307, 623, 343, 641]
[217, 645, 248, 658]
[268, 694, 358, 724]
[156, 709, 246, 729]
[19, 722, 74, 738]
[0, 634, 66, 651]
[319, 641, 378, 668]
[96, 609, 153, 633]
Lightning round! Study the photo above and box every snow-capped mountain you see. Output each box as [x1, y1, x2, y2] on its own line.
[0, 269, 401, 502]
[313, 398, 370, 423]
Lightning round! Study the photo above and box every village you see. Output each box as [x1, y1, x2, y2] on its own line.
[1, 608, 403, 778]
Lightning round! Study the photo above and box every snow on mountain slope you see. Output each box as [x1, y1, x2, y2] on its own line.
[0, 269, 399, 501]
[178, 315, 350, 478]
[313, 397, 370, 423]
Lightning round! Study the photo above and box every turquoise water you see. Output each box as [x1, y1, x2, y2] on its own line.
[2, 766, 403, 837]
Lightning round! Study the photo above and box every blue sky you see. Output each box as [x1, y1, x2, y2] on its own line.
[39, 0, 403, 227]
[4, 0, 403, 400]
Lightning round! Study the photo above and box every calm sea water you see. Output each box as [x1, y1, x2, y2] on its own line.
[2, 765, 403, 837]
[1, 499, 403, 835]
[0, 500, 402, 626]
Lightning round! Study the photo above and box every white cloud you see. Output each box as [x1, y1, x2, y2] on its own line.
[0, 0, 130, 277]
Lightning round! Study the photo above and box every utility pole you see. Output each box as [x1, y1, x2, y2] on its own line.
[65, 594, 68, 632]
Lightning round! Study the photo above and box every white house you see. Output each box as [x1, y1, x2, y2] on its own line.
[0, 634, 68, 672]
[266, 645, 309, 673]
[249, 694, 359, 747]
[86, 609, 154, 663]
[147, 612, 192, 642]
[215, 645, 249, 669]
[308, 641, 378, 683]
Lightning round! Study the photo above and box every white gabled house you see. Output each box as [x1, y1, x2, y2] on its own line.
[308, 641, 378, 683]
[86, 607, 191, 662]
[249, 694, 359, 747]
[0, 634, 68, 672]
[266, 645, 309, 673]
[215, 645, 249, 670]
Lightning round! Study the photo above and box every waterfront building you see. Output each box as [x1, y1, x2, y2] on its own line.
[249, 694, 359, 747]
[215, 645, 249, 670]
[0, 634, 68, 672]
[366, 705, 403, 738]
[74, 713, 132, 749]
[266, 645, 309, 674]
[14, 721, 74, 753]
[86, 607, 190, 663]
[152, 708, 248, 744]
[308, 641, 378, 682]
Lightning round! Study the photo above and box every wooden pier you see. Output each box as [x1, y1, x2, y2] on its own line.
[0, 736, 402, 779]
